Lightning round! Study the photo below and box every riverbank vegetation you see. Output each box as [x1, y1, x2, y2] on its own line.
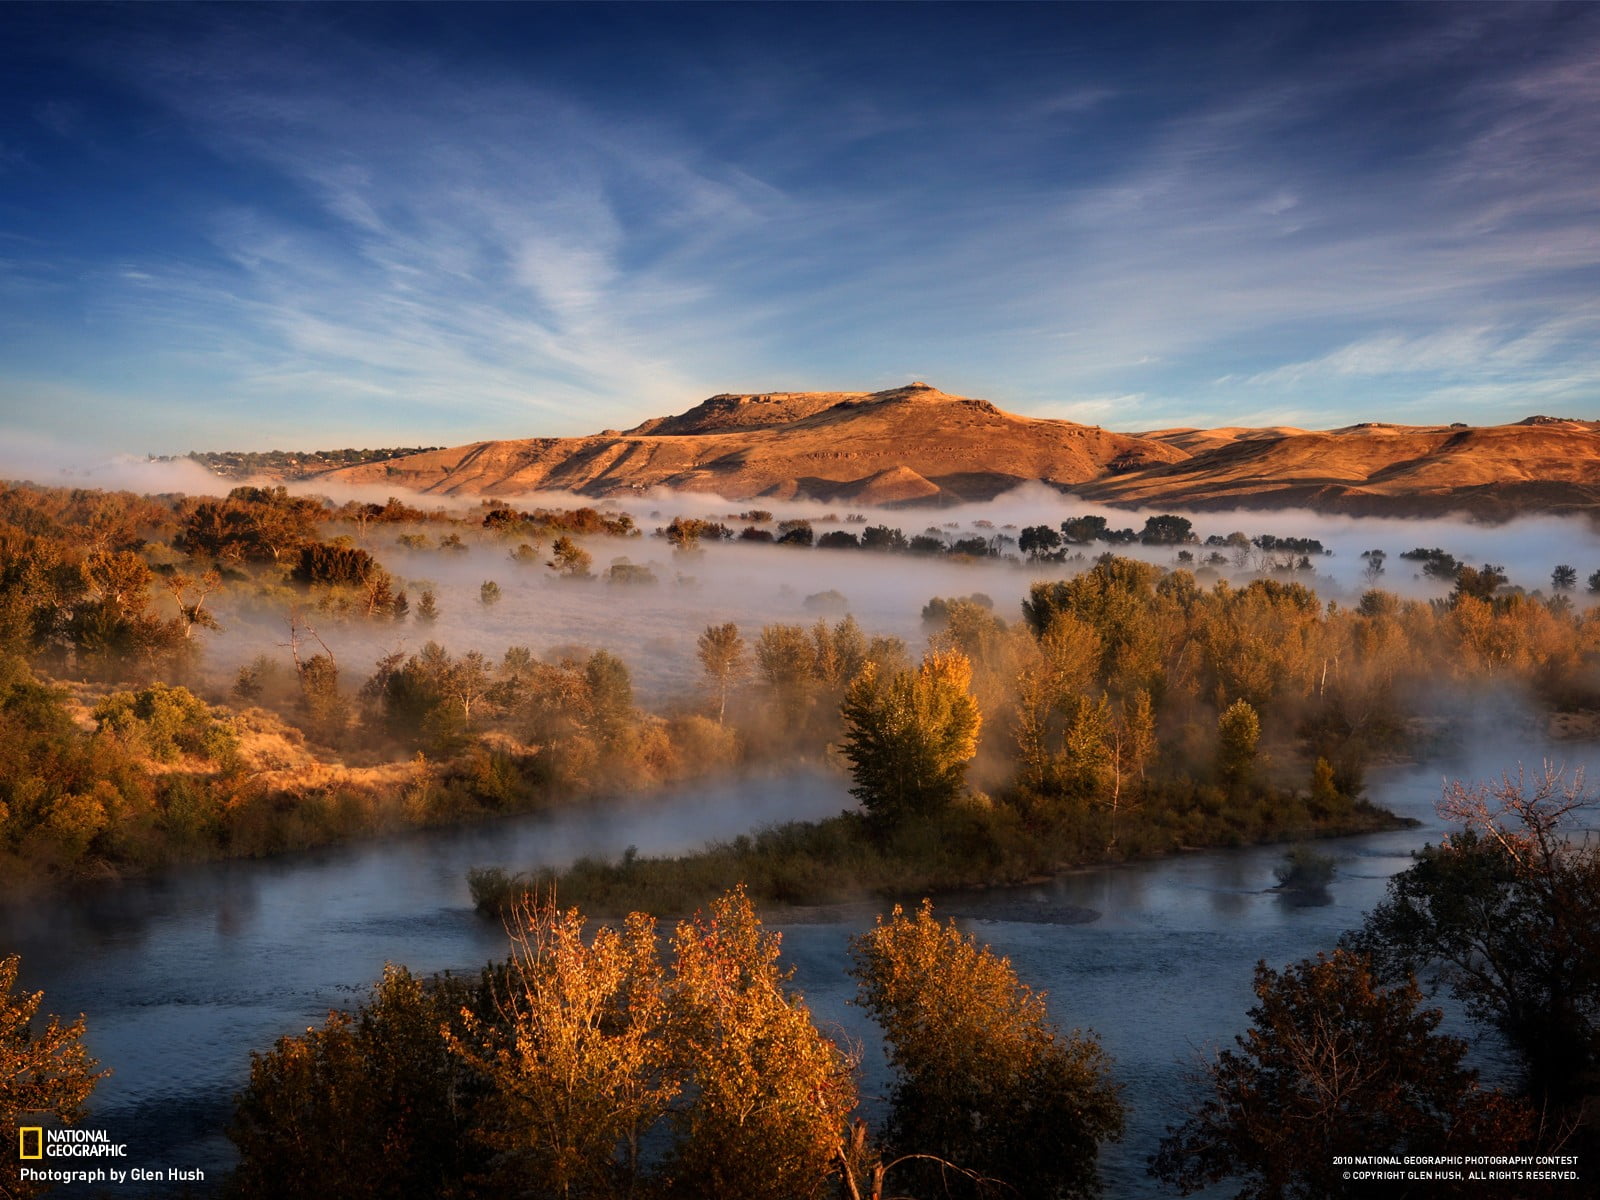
[1155, 765, 1600, 1196]
[228, 889, 1124, 1200]
[0, 482, 740, 885]
[470, 773, 1400, 917]
[4, 476, 1600, 898]
[7, 477, 1600, 1195]
[483, 546, 1600, 915]
[239, 766, 1600, 1199]
[17, 765, 1596, 1199]
[1151, 950, 1537, 1198]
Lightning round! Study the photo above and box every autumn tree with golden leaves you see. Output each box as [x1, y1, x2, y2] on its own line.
[850, 902, 1123, 1199]
[660, 888, 857, 1199]
[448, 900, 672, 1199]
[448, 887, 854, 1200]
[2, 954, 106, 1200]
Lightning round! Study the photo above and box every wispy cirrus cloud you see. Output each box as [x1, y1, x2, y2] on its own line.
[76, 23, 796, 438]
[4, 3, 1599, 448]
[1243, 313, 1600, 389]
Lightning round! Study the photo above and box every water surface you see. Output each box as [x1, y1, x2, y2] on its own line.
[2, 747, 1585, 1196]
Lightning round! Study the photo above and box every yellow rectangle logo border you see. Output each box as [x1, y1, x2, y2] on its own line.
[19, 1126, 44, 1159]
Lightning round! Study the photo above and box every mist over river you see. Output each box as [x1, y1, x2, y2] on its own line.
[3, 741, 1590, 1198]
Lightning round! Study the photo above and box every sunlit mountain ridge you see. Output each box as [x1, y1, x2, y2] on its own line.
[295, 382, 1600, 518]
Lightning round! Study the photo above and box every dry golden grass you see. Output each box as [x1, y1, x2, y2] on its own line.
[316, 383, 1600, 517]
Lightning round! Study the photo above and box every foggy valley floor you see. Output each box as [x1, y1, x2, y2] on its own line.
[5, 476, 1600, 1197]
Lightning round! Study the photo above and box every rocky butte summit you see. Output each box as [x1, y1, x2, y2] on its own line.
[317, 382, 1600, 519]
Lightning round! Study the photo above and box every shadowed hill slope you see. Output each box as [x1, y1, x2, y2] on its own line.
[1079, 418, 1600, 517]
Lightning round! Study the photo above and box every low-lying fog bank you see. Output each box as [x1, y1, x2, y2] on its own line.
[185, 478, 1600, 703]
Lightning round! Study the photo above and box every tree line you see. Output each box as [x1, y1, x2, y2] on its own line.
[488, 551, 1600, 916]
[225, 889, 1123, 1200]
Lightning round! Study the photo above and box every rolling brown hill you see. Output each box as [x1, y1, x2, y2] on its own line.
[1085, 417, 1600, 518]
[315, 384, 1600, 517]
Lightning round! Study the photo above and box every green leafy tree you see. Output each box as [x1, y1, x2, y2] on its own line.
[861, 525, 907, 552]
[926, 601, 1006, 671]
[839, 650, 982, 826]
[231, 486, 323, 561]
[93, 682, 238, 764]
[446, 651, 498, 727]
[1342, 767, 1600, 1110]
[364, 645, 443, 748]
[1060, 693, 1113, 798]
[1018, 524, 1062, 559]
[298, 653, 346, 744]
[1151, 950, 1531, 1199]
[1139, 514, 1194, 545]
[362, 643, 493, 752]
[1060, 515, 1109, 544]
[162, 569, 223, 641]
[605, 562, 658, 587]
[1216, 698, 1260, 789]
[776, 519, 814, 547]
[1010, 611, 1102, 795]
[549, 536, 594, 578]
[1021, 557, 1162, 695]
[850, 901, 1123, 1199]
[177, 488, 320, 564]
[66, 549, 186, 676]
[1401, 547, 1460, 582]
[696, 622, 748, 724]
[1105, 688, 1156, 846]
[810, 616, 868, 693]
[663, 517, 709, 550]
[756, 624, 816, 723]
[360, 568, 396, 618]
[584, 650, 634, 749]
[292, 543, 382, 588]
[1308, 755, 1345, 818]
[1551, 564, 1578, 592]
[2, 954, 107, 1200]
[1452, 563, 1507, 603]
[231, 966, 484, 1200]
[176, 499, 259, 563]
[0, 659, 125, 870]
[82, 553, 152, 614]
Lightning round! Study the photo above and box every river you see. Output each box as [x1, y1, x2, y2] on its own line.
[2, 743, 1587, 1197]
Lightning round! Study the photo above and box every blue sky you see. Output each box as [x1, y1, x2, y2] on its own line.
[2, 2, 1598, 453]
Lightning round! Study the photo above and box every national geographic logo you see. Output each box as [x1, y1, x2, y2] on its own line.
[14, 1127, 127, 1158]
[15, 1126, 206, 1186]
